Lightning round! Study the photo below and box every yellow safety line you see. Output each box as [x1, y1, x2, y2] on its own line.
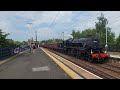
[47, 50, 102, 79]
[41, 47, 83, 79]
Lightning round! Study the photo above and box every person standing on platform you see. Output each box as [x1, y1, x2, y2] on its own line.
[29, 45, 32, 53]
[32, 44, 36, 53]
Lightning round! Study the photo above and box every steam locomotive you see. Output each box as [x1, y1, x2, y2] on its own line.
[42, 38, 109, 62]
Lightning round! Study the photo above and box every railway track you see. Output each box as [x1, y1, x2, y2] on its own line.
[109, 58, 120, 64]
[99, 63, 120, 73]
[42, 48, 102, 79]
[45, 48, 120, 79]
[105, 63, 120, 68]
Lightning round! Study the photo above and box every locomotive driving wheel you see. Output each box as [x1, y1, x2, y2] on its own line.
[88, 55, 94, 63]
[76, 51, 80, 59]
[80, 52, 86, 60]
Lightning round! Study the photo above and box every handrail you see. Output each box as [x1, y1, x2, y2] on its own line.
[0, 45, 30, 60]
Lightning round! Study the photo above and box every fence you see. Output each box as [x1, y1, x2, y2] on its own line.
[100, 45, 120, 52]
[14, 45, 30, 53]
[0, 48, 14, 60]
[0, 45, 30, 60]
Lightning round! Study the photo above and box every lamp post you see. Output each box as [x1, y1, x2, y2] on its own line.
[101, 11, 108, 53]
[105, 26, 108, 53]
[62, 32, 64, 41]
[35, 30, 38, 47]
[27, 23, 33, 45]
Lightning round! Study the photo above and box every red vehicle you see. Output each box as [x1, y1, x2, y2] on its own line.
[42, 43, 58, 49]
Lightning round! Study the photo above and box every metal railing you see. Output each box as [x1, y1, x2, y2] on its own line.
[0, 45, 30, 60]
[0, 48, 14, 60]
[100, 45, 120, 52]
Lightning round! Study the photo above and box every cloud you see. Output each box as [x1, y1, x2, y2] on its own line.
[37, 27, 58, 40]
[0, 11, 120, 41]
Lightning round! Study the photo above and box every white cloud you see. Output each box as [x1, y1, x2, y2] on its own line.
[103, 11, 120, 37]
[37, 27, 56, 40]
[69, 11, 120, 38]
[0, 11, 120, 41]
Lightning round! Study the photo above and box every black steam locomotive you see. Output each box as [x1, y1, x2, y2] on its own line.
[42, 38, 109, 62]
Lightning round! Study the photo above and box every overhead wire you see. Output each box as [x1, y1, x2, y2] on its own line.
[62, 11, 100, 31]
[47, 11, 60, 40]
[42, 11, 120, 40]
[71, 11, 120, 31]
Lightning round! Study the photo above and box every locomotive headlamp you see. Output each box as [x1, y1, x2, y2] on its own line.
[91, 49, 93, 54]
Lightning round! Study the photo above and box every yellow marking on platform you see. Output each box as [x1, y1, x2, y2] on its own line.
[47, 50, 102, 79]
[0, 60, 7, 65]
[41, 47, 83, 79]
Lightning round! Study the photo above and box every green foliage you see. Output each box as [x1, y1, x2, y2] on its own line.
[71, 28, 97, 38]
[14, 41, 28, 47]
[41, 38, 63, 44]
[81, 28, 97, 38]
[0, 12, 119, 48]
[95, 13, 115, 45]
[0, 29, 28, 48]
[71, 13, 115, 46]
[0, 29, 10, 48]
[71, 30, 81, 38]
[22, 41, 28, 45]
[5, 39, 16, 48]
[116, 34, 120, 45]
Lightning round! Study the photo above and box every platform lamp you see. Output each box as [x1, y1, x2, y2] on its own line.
[27, 22, 33, 45]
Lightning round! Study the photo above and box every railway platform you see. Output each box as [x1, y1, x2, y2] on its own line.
[108, 51, 120, 59]
[0, 47, 102, 79]
[0, 48, 70, 79]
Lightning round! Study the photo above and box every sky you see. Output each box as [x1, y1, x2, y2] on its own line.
[0, 11, 120, 41]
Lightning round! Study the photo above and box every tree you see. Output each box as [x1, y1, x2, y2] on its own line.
[116, 34, 120, 45]
[71, 30, 81, 38]
[81, 28, 97, 38]
[95, 13, 115, 45]
[55, 39, 63, 43]
[0, 29, 30, 48]
[40, 38, 63, 45]
[14, 41, 24, 47]
[22, 41, 28, 45]
[0, 29, 10, 48]
[5, 39, 16, 48]
[71, 30, 77, 38]
[71, 28, 97, 38]
[70, 13, 115, 46]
